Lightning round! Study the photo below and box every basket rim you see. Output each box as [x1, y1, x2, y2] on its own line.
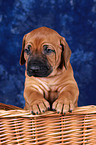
[0, 105, 96, 118]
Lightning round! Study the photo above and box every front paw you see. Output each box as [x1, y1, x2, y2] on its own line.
[52, 97, 75, 114]
[30, 98, 50, 115]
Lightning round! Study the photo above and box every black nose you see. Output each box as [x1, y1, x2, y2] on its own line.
[27, 58, 53, 77]
[30, 66, 40, 72]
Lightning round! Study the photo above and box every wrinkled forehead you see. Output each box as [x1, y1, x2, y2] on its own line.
[25, 27, 61, 47]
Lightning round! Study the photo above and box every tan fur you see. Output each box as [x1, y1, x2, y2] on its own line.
[20, 27, 79, 114]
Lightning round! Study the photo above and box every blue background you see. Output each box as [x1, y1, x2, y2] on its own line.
[0, 0, 96, 108]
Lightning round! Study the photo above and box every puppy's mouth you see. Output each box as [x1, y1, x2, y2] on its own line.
[27, 58, 53, 77]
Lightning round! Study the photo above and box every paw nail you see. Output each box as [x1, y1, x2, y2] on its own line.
[64, 112, 66, 115]
[31, 111, 35, 115]
[53, 109, 56, 111]
[36, 112, 38, 114]
[57, 111, 60, 114]
[70, 110, 72, 113]
[48, 107, 50, 110]
[43, 110, 45, 113]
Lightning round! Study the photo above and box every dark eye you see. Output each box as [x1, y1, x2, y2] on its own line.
[43, 45, 55, 54]
[24, 45, 31, 54]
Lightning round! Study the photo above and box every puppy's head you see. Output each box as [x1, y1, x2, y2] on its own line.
[20, 27, 71, 77]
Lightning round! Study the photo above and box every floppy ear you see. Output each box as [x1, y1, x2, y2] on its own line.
[20, 35, 26, 65]
[60, 37, 71, 69]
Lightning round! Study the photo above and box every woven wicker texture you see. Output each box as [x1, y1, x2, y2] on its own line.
[0, 104, 96, 145]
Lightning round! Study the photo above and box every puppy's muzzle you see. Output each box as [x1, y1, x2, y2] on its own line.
[27, 57, 53, 77]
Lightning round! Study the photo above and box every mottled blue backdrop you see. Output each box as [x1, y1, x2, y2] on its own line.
[0, 0, 96, 108]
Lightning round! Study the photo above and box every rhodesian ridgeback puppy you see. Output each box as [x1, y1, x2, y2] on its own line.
[20, 27, 79, 114]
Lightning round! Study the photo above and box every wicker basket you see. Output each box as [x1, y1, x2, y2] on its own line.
[0, 103, 96, 145]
